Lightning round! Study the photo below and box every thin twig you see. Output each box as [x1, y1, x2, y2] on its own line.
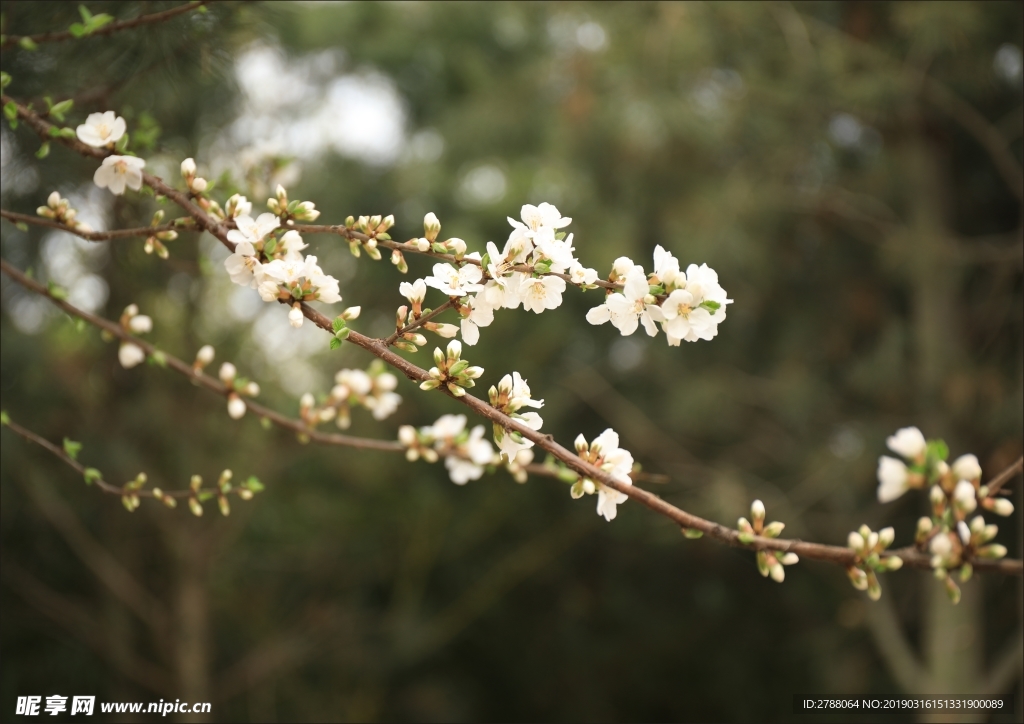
[1, 209, 190, 241]
[985, 456, 1023, 497]
[1, 2, 208, 51]
[384, 298, 458, 347]
[4, 97, 1021, 576]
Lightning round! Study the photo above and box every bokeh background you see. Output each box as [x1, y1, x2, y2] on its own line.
[1, 2, 1022, 722]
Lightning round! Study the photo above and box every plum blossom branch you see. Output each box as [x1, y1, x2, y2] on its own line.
[3, 97, 1020, 577]
[0, 2, 209, 51]
[1, 208, 189, 241]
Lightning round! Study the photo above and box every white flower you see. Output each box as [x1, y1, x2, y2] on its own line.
[260, 256, 341, 304]
[951, 454, 981, 482]
[219, 362, 237, 383]
[278, 230, 307, 260]
[611, 256, 635, 278]
[659, 289, 714, 342]
[227, 213, 280, 246]
[886, 426, 927, 460]
[423, 262, 484, 297]
[400, 279, 428, 306]
[93, 155, 145, 196]
[652, 245, 681, 288]
[568, 262, 598, 285]
[128, 315, 152, 334]
[460, 294, 495, 345]
[516, 202, 571, 234]
[592, 428, 634, 484]
[596, 485, 629, 522]
[225, 194, 252, 219]
[336, 369, 373, 396]
[929, 532, 952, 557]
[431, 414, 468, 441]
[519, 274, 567, 313]
[587, 267, 661, 336]
[507, 371, 543, 411]
[445, 425, 494, 484]
[953, 480, 977, 514]
[225, 241, 262, 288]
[876, 456, 910, 503]
[76, 111, 126, 147]
[118, 342, 145, 369]
[533, 232, 577, 270]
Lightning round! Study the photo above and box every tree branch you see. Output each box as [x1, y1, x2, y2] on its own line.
[1, 2, 208, 51]
[984, 456, 1023, 497]
[1, 209, 190, 241]
[3, 96, 1021, 577]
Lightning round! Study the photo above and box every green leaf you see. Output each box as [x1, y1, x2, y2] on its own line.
[87, 13, 113, 32]
[47, 281, 68, 300]
[0, 71, 11, 89]
[700, 300, 721, 312]
[68, 23, 87, 38]
[49, 99, 73, 121]
[19, 36, 38, 50]
[48, 126, 61, 137]
[197, 490, 215, 502]
[35, 142, 50, 159]
[83, 468, 102, 485]
[244, 476, 264, 492]
[63, 438, 83, 460]
[78, 4, 93, 21]
[58, 127, 77, 139]
[0, 410, 10, 426]
[927, 439, 949, 463]
[150, 350, 167, 367]
[329, 337, 342, 350]
[331, 317, 347, 333]
[15, 222, 28, 232]
[3, 101, 18, 121]
[114, 132, 130, 152]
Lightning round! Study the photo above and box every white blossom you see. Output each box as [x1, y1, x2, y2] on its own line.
[227, 213, 280, 246]
[225, 241, 261, 288]
[661, 263, 731, 342]
[886, 426, 927, 460]
[519, 274, 567, 313]
[118, 342, 145, 369]
[568, 261, 599, 285]
[652, 245, 681, 288]
[587, 266, 661, 336]
[951, 454, 981, 482]
[278, 230, 308, 260]
[953, 480, 977, 514]
[460, 294, 495, 345]
[76, 111, 126, 147]
[514, 202, 571, 235]
[876, 455, 910, 503]
[93, 155, 145, 196]
[227, 394, 247, 420]
[399, 278, 427, 305]
[445, 425, 494, 484]
[225, 193, 252, 219]
[423, 262, 484, 297]
[288, 304, 304, 328]
[533, 231, 577, 270]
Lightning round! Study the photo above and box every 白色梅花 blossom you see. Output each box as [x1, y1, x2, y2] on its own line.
[93, 155, 145, 196]
[423, 262, 484, 297]
[586, 264, 663, 336]
[76, 111, 127, 148]
[661, 263, 732, 344]
[572, 428, 634, 522]
[488, 372, 544, 460]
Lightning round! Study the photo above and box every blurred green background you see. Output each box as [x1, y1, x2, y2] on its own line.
[1, 2, 1021, 721]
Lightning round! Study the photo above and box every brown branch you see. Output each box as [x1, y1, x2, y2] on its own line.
[1, 2, 208, 51]
[985, 456, 1023, 497]
[5, 97, 1021, 577]
[1, 209, 190, 241]
[384, 298, 458, 347]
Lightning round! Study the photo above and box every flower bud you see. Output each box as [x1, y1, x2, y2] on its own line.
[398, 425, 417, 446]
[957, 520, 971, 545]
[779, 552, 799, 566]
[227, 393, 246, 419]
[431, 323, 459, 338]
[188, 497, 203, 517]
[582, 478, 596, 495]
[750, 499, 765, 525]
[191, 177, 208, 193]
[219, 362, 237, 384]
[883, 555, 903, 570]
[847, 565, 869, 590]
[288, 303, 304, 328]
[242, 381, 260, 397]
[446, 339, 462, 361]
[983, 496, 1014, 516]
[180, 158, 197, 178]
[123, 303, 139, 318]
[447, 238, 467, 256]
[762, 521, 785, 538]
[195, 344, 215, 367]
[118, 342, 146, 369]
[951, 454, 981, 482]
[952, 480, 977, 514]
[877, 527, 895, 550]
[769, 560, 785, 583]
[128, 315, 152, 334]
[416, 238, 431, 252]
[848, 531, 865, 551]
[977, 544, 1007, 559]
[218, 495, 231, 517]
[423, 212, 441, 241]
[48, 190, 62, 208]
[574, 434, 588, 453]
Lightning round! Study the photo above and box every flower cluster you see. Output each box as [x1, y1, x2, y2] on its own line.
[267, 184, 320, 224]
[223, 204, 341, 324]
[187, 469, 264, 518]
[36, 191, 93, 233]
[344, 213, 395, 260]
[398, 414, 495, 484]
[876, 426, 1012, 603]
[299, 362, 401, 430]
[419, 341, 484, 397]
[737, 500, 798, 582]
[587, 246, 731, 344]
[488, 372, 544, 461]
[117, 304, 152, 369]
[218, 362, 260, 420]
[407, 204, 593, 346]
[142, 209, 181, 259]
[846, 525, 902, 600]
[572, 429, 634, 521]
